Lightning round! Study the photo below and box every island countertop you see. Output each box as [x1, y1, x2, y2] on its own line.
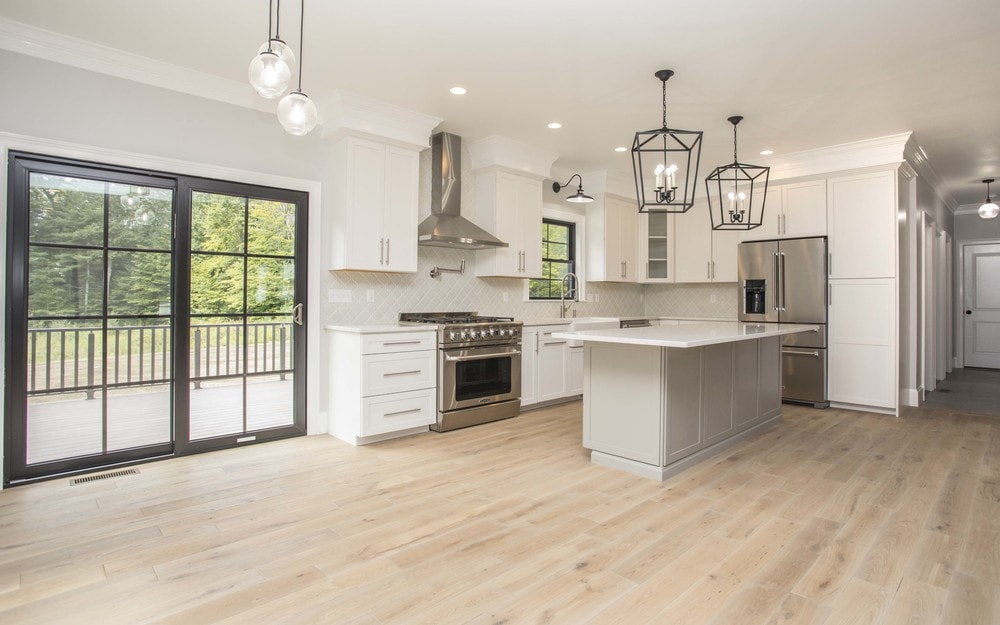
[552, 321, 818, 349]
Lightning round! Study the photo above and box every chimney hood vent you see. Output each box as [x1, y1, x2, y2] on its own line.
[418, 132, 508, 250]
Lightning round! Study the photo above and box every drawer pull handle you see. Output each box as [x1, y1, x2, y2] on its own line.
[382, 340, 422, 346]
[782, 350, 820, 358]
[383, 370, 422, 377]
[384, 408, 422, 417]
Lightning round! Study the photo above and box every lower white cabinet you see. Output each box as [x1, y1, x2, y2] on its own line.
[521, 323, 583, 408]
[828, 278, 897, 409]
[329, 329, 437, 444]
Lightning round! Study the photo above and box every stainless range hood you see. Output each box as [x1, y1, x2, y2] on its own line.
[418, 132, 508, 249]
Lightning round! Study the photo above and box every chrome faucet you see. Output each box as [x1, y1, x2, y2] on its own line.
[559, 273, 579, 318]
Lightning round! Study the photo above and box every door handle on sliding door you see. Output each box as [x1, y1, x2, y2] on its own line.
[292, 303, 303, 326]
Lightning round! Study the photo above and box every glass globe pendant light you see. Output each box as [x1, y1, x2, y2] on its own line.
[979, 178, 999, 219]
[277, 0, 317, 136]
[248, 0, 291, 98]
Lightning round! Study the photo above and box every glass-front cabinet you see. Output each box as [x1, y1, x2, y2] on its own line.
[640, 211, 673, 282]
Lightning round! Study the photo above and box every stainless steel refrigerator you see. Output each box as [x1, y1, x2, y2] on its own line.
[738, 236, 828, 407]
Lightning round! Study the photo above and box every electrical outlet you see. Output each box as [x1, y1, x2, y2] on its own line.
[710, 294, 717, 304]
[330, 289, 352, 303]
[502, 292, 509, 302]
[366, 289, 375, 303]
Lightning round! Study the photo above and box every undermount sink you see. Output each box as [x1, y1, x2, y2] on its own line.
[565, 317, 620, 347]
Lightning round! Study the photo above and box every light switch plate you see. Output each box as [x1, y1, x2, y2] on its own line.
[330, 289, 352, 303]
[366, 289, 375, 303]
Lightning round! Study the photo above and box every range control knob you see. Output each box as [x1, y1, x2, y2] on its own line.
[460, 330, 470, 340]
[510, 328, 519, 337]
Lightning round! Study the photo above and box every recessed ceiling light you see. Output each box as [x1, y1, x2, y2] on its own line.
[614, 147, 628, 152]
[547, 122, 562, 129]
[449, 86, 467, 95]
[759, 149, 774, 156]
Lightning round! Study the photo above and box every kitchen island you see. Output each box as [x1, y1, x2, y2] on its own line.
[552, 322, 816, 480]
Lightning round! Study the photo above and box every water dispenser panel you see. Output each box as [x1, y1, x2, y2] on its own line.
[744, 280, 766, 314]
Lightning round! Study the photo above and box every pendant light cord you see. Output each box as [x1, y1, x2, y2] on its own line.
[275, 0, 281, 40]
[661, 79, 668, 129]
[296, 0, 305, 92]
[266, 0, 274, 52]
[733, 123, 739, 162]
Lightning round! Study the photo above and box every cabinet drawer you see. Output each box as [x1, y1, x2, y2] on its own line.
[362, 332, 436, 354]
[362, 389, 436, 435]
[363, 351, 436, 396]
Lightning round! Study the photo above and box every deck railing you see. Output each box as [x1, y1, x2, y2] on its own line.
[27, 322, 294, 398]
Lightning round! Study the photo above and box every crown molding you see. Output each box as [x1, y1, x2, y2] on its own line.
[902, 136, 960, 213]
[467, 135, 560, 179]
[318, 90, 442, 150]
[761, 132, 912, 181]
[0, 17, 268, 113]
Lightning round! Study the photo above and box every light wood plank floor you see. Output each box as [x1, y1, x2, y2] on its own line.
[1, 401, 998, 624]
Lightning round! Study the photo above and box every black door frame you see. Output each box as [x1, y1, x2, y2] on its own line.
[4, 152, 308, 485]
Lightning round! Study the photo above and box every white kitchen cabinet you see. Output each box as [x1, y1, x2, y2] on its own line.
[588, 194, 638, 282]
[639, 211, 672, 282]
[520, 327, 538, 407]
[329, 329, 437, 444]
[537, 326, 570, 402]
[329, 136, 420, 272]
[673, 201, 740, 283]
[521, 323, 583, 408]
[741, 179, 827, 242]
[475, 170, 543, 277]
[567, 345, 584, 395]
[828, 278, 896, 409]
[828, 169, 896, 279]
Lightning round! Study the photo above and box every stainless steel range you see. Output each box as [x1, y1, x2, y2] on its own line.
[399, 312, 522, 432]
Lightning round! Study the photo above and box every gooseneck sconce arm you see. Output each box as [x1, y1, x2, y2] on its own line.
[552, 174, 594, 204]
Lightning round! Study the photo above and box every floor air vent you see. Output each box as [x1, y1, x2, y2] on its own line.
[71, 468, 139, 485]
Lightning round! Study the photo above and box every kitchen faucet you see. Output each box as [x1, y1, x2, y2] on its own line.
[559, 273, 579, 318]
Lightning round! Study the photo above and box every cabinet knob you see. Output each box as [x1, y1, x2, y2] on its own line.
[966, 310, 972, 315]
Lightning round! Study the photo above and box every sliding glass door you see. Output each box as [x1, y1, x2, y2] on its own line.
[4, 154, 307, 484]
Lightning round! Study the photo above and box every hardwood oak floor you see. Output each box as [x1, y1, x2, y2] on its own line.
[1, 400, 998, 624]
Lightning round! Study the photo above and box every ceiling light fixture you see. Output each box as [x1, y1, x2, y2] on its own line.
[980, 178, 999, 219]
[759, 149, 774, 156]
[449, 86, 467, 95]
[631, 69, 703, 213]
[614, 147, 628, 152]
[547, 122, 562, 129]
[248, 0, 291, 99]
[276, 0, 317, 136]
[552, 174, 594, 203]
[705, 116, 769, 231]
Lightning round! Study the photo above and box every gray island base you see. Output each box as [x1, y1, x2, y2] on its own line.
[552, 322, 817, 481]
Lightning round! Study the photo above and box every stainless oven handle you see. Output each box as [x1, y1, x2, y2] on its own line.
[444, 349, 521, 362]
[782, 349, 820, 358]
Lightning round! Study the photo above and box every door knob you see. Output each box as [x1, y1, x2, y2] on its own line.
[966, 310, 972, 315]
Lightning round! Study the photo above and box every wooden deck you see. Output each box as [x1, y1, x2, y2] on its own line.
[1, 401, 998, 623]
[26, 377, 293, 464]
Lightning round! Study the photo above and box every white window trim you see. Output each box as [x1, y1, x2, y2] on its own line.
[524, 206, 587, 302]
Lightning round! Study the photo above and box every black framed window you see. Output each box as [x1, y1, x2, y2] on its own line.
[529, 219, 575, 299]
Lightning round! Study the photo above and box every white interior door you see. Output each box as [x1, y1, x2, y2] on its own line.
[963, 243, 1000, 369]
[921, 216, 936, 394]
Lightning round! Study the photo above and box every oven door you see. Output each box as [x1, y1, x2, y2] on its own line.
[440, 345, 522, 412]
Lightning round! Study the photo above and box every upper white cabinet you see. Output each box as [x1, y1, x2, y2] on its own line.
[828, 169, 896, 279]
[741, 179, 827, 242]
[588, 195, 638, 282]
[475, 170, 543, 278]
[640, 211, 672, 282]
[673, 201, 740, 283]
[329, 136, 420, 272]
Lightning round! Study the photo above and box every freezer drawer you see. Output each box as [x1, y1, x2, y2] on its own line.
[781, 346, 828, 405]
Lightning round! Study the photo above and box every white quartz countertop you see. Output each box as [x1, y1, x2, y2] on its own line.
[552, 322, 818, 348]
[324, 324, 435, 334]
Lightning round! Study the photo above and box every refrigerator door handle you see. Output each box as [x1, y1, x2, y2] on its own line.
[779, 252, 787, 311]
[773, 252, 781, 311]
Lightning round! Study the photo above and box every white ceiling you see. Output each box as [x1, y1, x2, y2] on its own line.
[1, 0, 998, 207]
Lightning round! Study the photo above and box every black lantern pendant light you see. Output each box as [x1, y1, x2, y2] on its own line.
[552, 174, 594, 203]
[631, 70, 703, 213]
[705, 116, 769, 231]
